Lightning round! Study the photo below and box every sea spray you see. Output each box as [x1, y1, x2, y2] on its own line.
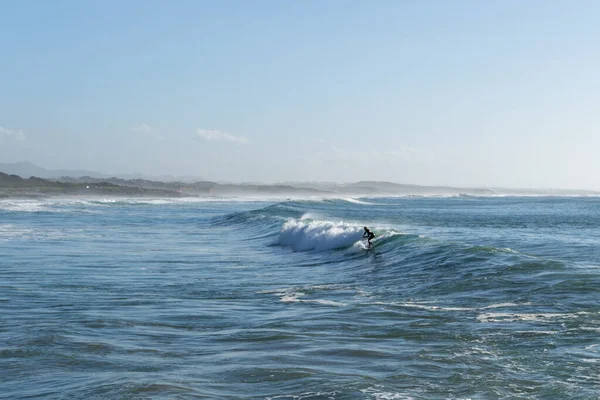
[278, 218, 365, 251]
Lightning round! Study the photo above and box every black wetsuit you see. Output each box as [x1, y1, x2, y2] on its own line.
[363, 229, 375, 246]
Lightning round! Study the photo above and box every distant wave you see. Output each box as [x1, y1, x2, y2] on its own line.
[0, 197, 288, 213]
[340, 197, 375, 205]
[0, 200, 52, 213]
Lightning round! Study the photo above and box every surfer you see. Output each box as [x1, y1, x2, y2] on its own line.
[363, 226, 375, 248]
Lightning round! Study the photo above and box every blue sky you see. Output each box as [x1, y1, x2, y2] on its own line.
[1, 0, 599, 188]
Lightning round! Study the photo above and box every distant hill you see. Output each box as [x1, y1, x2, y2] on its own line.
[57, 176, 330, 196]
[0, 161, 106, 179]
[0, 172, 185, 198]
[0, 161, 204, 182]
[1, 163, 598, 198]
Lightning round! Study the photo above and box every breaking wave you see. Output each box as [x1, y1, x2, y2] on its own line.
[277, 218, 366, 251]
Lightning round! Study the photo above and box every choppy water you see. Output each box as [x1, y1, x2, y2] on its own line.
[1, 196, 599, 399]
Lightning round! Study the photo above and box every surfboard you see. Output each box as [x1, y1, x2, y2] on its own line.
[356, 240, 372, 250]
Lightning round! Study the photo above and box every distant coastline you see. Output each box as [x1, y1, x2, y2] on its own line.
[1, 170, 598, 199]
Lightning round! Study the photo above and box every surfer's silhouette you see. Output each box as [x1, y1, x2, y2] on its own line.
[363, 227, 375, 248]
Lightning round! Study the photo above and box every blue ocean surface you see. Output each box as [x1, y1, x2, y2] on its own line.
[1, 196, 599, 399]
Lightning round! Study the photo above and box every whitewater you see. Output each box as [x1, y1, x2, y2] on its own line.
[1, 196, 599, 399]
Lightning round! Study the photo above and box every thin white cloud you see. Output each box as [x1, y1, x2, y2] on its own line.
[196, 129, 248, 144]
[0, 126, 26, 141]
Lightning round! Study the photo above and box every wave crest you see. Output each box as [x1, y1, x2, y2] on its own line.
[277, 218, 365, 251]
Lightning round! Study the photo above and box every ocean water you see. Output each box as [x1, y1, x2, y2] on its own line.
[1, 196, 599, 399]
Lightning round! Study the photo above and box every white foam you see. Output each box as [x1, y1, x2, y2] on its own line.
[361, 387, 416, 400]
[266, 392, 338, 400]
[480, 302, 528, 309]
[309, 299, 347, 306]
[353, 241, 371, 251]
[280, 292, 306, 302]
[370, 301, 474, 312]
[279, 291, 346, 307]
[342, 197, 375, 205]
[278, 218, 365, 251]
[370, 301, 531, 313]
[0, 196, 280, 212]
[259, 284, 344, 295]
[476, 312, 589, 323]
[403, 303, 474, 312]
[0, 200, 49, 212]
[262, 285, 350, 307]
